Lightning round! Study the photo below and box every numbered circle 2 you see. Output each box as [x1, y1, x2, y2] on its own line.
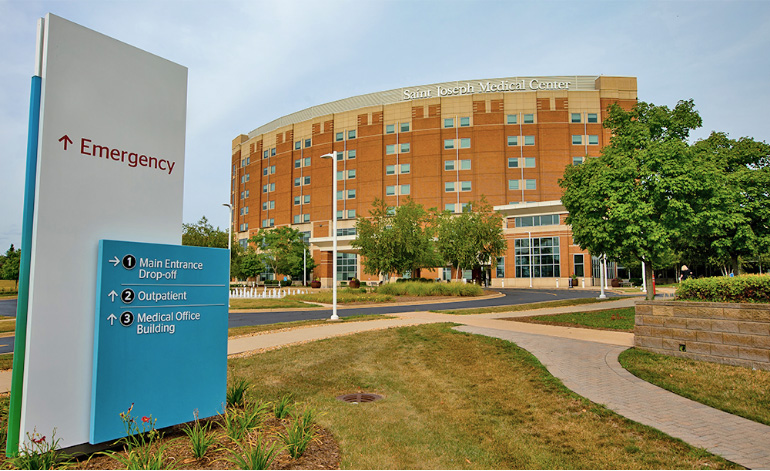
[121, 288, 135, 304]
[120, 311, 134, 327]
[122, 254, 136, 270]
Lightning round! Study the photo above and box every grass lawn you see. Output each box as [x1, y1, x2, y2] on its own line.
[227, 314, 393, 338]
[229, 323, 737, 469]
[288, 291, 394, 304]
[514, 307, 636, 332]
[620, 348, 770, 426]
[432, 296, 622, 315]
[0, 353, 11, 370]
[228, 297, 321, 310]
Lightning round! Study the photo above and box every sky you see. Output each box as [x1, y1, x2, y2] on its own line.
[1, 0, 769, 252]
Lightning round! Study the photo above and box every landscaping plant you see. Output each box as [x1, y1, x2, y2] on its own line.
[227, 435, 282, 470]
[181, 410, 216, 459]
[7, 429, 71, 470]
[279, 408, 317, 459]
[273, 394, 295, 419]
[227, 377, 251, 407]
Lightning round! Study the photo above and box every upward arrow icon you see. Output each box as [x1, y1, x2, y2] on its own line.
[59, 134, 73, 151]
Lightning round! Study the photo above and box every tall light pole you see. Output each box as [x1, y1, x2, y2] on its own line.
[222, 203, 233, 303]
[598, 253, 607, 299]
[319, 151, 339, 320]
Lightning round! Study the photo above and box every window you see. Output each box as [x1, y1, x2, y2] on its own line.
[293, 214, 310, 224]
[337, 253, 357, 281]
[444, 160, 455, 171]
[240, 207, 249, 215]
[347, 189, 356, 199]
[348, 169, 356, 179]
[294, 178, 301, 187]
[271, 148, 276, 157]
[508, 158, 519, 168]
[240, 175, 245, 183]
[515, 237, 560, 278]
[515, 215, 559, 227]
[293, 196, 301, 205]
[460, 138, 471, 149]
[574, 254, 585, 277]
[508, 158, 535, 168]
[348, 149, 356, 159]
[507, 136, 518, 146]
[261, 219, 274, 228]
[304, 157, 311, 166]
[305, 138, 311, 147]
[572, 156, 584, 166]
[506, 114, 517, 125]
[444, 139, 455, 150]
[337, 170, 344, 181]
[460, 181, 471, 192]
[460, 159, 471, 170]
[400, 122, 410, 132]
[245, 190, 250, 198]
[386, 144, 396, 155]
[240, 223, 248, 232]
[263, 149, 268, 159]
[335, 132, 343, 142]
[445, 203, 455, 212]
[459, 117, 470, 127]
[262, 201, 274, 211]
[445, 182, 455, 192]
[508, 179, 519, 190]
[295, 141, 301, 150]
[444, 118, 454, 128]
[400, 143, 410, 153]
[386, 124, 395, 134]
[572, 135, 583, 145]
[386, 165, 396, 175]
[400, 184, 410, 195]
[523, 114, 534, 124]
[337, 228, 357, 236]
[400, 163, 410, 174]
[587, 113, 598, 123]
[524, 157, 536, 167]
[294, 159, 301, 168]
[336, 152, 344, 161]
[386, 185, 396, 196]
[588, 135, 599, 145]
[347, 209, 356, 219]
[525, 179, 537, 190]
[303, 194, 310, 204]
[524, 135, 535, 146]
[571, 113, 581, 123]
[303, 176, 310, 185]
[496, 257, 505, 278]
[348, 130, 356, 139]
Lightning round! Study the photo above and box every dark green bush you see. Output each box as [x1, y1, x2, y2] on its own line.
[676, 274, 770, 303]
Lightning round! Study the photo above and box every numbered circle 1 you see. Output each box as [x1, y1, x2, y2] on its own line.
[120, 311, 134, 327]
[121, 288, 135, 304]
[122, 254, 136, 270]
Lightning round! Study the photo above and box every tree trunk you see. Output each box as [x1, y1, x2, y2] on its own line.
[730, 255, 741, 276]
[644, 260, 655, 300]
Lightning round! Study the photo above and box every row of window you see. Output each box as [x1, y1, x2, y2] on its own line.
[246, 113, 599, 167]
[507, 135, 535, 146]
[337, 169, 357, 180]
[514, 237, 561, 278]
[445, 181, 472, 192]
[336, 209, 357, 220]
[337, 189, 356, 200]
[385, 143, 410, 154]
[386, 164, 410, 175]
[515, 214, 560, 227]
[509, 179, 537, 190]
[573, 135, 599, 145]
[444, 138, 471, 150]
[385, 184, 410, 196]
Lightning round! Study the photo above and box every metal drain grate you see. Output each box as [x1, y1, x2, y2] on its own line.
[336, 393, 383, 404]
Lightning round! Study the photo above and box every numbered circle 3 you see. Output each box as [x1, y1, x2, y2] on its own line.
[120, 311, 134, 327]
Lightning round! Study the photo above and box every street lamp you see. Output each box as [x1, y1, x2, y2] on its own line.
[222, 203, 233, 304]
[319, 151, 339, 320]
[598, 253, 607, 299]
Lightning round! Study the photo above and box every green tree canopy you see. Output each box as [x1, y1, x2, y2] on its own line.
[249, 226, 315, 280]
[231, 247, 265, 281]
[182, 216, 229, 248]
[686, 132, 770, 274]
[0, 244, 21, 282]
[435, 199, 507, 280]
[559, 99, 703, 299]
[352, 198, 441, 280]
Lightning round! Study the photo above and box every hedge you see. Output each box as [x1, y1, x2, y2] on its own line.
[376, 281, 483, 297]
[676, 274, 770, 303]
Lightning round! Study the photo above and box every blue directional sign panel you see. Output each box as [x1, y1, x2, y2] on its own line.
[90, 240, 229, 444]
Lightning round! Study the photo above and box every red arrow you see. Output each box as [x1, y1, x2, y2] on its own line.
[59, 134, 73, 150]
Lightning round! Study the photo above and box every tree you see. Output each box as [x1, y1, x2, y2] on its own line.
[686, 132, 770, 275]
[231, 247, 265, 281]
[435, 199, 507, 281]
[559, 100, 703, 299]
[352, 198, 440, 281]
[249, 226, 315, 281]
[0, 244, 21, 283]
[182, 216, 228, 248]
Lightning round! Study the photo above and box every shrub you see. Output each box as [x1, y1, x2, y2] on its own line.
[181, 412, 216, 459]
[228, 435, 282, 470]
[676, 274, 770, 303]
[227, 378, 250, 407]
[279, 409, 317, 459]
[377, 281, 483, 297]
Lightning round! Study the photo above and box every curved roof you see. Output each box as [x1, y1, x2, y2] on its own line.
[248, 75, 601, 138]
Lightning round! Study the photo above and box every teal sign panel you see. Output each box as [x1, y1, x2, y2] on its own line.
[90, 240, 229, 444]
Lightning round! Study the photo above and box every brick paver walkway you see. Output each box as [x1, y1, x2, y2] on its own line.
[455, 325, 770, 470]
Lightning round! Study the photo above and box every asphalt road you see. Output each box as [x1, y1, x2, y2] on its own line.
[0, 288, 619, 355]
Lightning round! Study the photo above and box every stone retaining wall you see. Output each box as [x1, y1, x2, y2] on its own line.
[634, 300, 770, 371]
